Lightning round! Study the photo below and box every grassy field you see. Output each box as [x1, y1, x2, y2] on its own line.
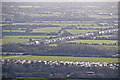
[4, 35, 56, 38]
[2, 55, 119, 63]
[2, 38, 29, 44]
[66, 29, 98, 34]
[68, 40, 117, 45]
[3, 30, 26, 32]
[2, 36, 56, 44]
[49, 44, 58, 47]
[31, 27, 61, 33]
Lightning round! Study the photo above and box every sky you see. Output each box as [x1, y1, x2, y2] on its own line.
[1, 0, 120, 2]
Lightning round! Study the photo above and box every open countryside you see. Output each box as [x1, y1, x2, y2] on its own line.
[1, 2, 119, 79]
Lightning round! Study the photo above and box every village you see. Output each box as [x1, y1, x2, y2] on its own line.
[25, 28, 118, 45]
[2, 59, 119, 70]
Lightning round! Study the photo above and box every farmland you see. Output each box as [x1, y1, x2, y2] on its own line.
[2, 37, 29, 44]
[31, 27, 61, 33]
[2, 35, 57, 44]
[3, 29, 26, 32]
[2, 2, 118, 60]
[2, 55, 119, 63]
[66, 29, 98, 34]
[49, 44, 58, 47]
[68, 40, 117, 45]
[1, 2, 119, 79]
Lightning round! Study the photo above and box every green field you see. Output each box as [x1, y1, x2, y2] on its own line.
[2, 36, 56, 44]
[66, 29, 98, 34]
[31, 27, 61, 33]
[2, 38, 29, 44]
[68, 40, 117, 45]
[3, 30, 26, 32]
[49, 44, 58, 47]
[2, 55, 119, 63]
[4, 35, 56, 38]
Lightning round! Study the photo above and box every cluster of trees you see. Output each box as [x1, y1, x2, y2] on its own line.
[3, 24, 60, 31]
[2, 43, 118, 57]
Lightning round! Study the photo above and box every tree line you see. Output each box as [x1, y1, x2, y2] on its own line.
[2, 43, 118, 57]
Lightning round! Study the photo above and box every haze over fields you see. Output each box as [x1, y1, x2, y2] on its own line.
[1, 2, 119, 79]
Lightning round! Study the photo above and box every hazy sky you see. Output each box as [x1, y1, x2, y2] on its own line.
[1, 0, 120, 2]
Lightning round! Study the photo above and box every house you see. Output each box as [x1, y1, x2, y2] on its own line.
[87, 71, 95, 76]
[109, 12, 113, 16]
[98, 13, 108, 15]
[35, 41, 39, 44]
